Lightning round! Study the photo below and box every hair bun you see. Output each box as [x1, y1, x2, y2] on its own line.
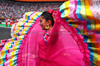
[48, 9, 54, 14]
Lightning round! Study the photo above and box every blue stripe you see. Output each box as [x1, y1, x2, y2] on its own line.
[59, 4, 63, 12]
[68, 22, 72, 26]
[21, 23, 24, 27]
[0, 64, 3, 66]
[32, 13, 41, 21]
[87, 43, 94, 66]
[87, 20, 91, 30]
[44, 33, 50, 44]
[75, 28, 81, 34]
[14, 54, 17, 65]
[16, 41, 23, 65]
[28, 12, 33, 20]
[59, 3, 66, 18]
[66, 18, 70, 22]
[3, 54, 6, 64]
[76, 0, 84, 21]
[97, 31, 100, 34]
[83, 36, 87, 42]
[61, 10, 66, 18]
[14, 38, 16, 41]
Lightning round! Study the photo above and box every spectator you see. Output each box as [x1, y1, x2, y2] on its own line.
[0, 0, 63, 19]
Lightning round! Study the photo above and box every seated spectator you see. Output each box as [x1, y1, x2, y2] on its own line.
[0, 0, 62, 19]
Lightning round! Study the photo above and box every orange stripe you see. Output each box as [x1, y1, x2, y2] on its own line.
[91, 35, 96, 43]
[75, 22, 78, 28]
[84, 0, 94, 20]
[95, 43, 100, 65]
[13, 23, 17, 32]
[95, 19, 100, 31]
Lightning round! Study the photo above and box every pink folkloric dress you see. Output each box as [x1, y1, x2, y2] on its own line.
[0, 0, 100, 66]
[38, 20, 85, 66]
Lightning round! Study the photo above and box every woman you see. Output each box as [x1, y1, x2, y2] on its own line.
[38, 10, 54, 66]
[1, 0, 100, 66]
[39, 11, 54, 31]
[38, 10, 85, 66]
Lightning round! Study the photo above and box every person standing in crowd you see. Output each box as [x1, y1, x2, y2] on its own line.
[9, 19, 14, 26]
[5, 18, 8, 27]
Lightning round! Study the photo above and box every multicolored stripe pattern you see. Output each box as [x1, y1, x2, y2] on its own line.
[0, 36, 24, 66]
[11, 11, 42, 38]
[60, 0, 100, 66]
[0, 11, 42, 66]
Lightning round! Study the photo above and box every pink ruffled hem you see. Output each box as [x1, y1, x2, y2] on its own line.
[17, 17, 40, 66]
[54, 11, 90, 66]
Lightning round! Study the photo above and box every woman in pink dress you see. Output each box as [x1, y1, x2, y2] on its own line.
[38, 10, 85, 66]
[38, 11, 54, 66]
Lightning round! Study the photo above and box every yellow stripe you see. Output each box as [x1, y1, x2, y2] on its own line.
[25, 12, 32, 19]
[30, 20, 33, 23]
[0, 51, 4, 64]
[23, 27, 28, 31]
[9, 51, 15, 66]
[90, 43, 97, 65]
[65, 1, 70, 18]
[13, 33, 17, 37]
[80, 0, 88, 20]
[26, 23, 31, 27]
[5, 42, 11, 50]
[32, 13, 39, 20]
[15, 30, 20, 33]
[91, 20, 95, 30]
[0, 57, 1, 64]
[95, 19, 100, 31]
[9, 43, 19, 66]
[18, 23, 22, 30]
[17, 23, 23, 27]
[19, 36, 23, 40]
[36, 12, 41, 16]
[9, 42, 20, 65]
[84, 0, 94, 20]
[87, 36, 91, 43]
[22, 19, 26, 23]
[22, 31, 26, 35]
[95, 43, 100, 65]
[11, 38, 14, 42]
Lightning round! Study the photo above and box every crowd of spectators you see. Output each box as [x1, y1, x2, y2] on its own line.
[0, 0, 63, 19]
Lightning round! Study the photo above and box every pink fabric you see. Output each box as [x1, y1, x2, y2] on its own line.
[39, 20, 85, 66]
[17, 17, 45, 66]
[38, 30, 52, 66]
[17, 11, 88, 66]
[18, 22, 44, 66]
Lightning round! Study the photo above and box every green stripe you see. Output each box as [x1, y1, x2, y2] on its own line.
[91, 43, 97, 65]
[80, 0, 88, 20]
[91, 20, 95, 30]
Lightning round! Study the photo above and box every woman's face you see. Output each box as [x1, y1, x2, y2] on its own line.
[39, 16, 48, 30]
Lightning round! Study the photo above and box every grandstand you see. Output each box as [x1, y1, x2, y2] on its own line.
[0, 0, 63, 19]
[0, 0, 63, 26]
[0, 0, 64, 40]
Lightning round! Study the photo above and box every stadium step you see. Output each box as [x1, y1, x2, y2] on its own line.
[0, 27, 11, 40]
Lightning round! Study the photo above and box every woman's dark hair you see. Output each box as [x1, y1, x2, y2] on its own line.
[41, 11, 54, 26]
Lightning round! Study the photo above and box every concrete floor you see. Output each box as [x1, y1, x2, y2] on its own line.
[0, 27, 11, 40]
